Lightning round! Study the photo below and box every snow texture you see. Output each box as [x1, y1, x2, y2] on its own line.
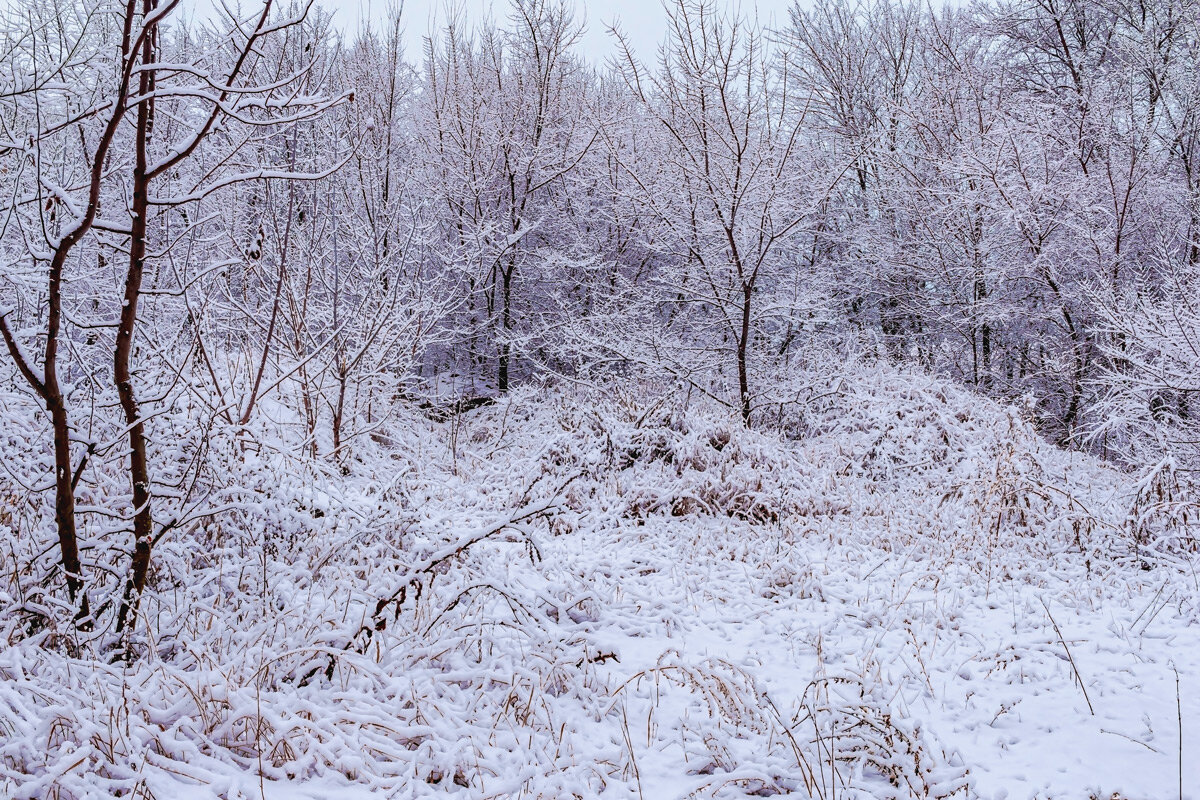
[0, 365, 1196, 800]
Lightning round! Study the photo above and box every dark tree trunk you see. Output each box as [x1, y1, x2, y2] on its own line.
[115, 0, 157, 636]
[738, 282, 753, 427]
[0, 0, 143, 628]
[332, 366, 347, 455]
[49, 393, 89, 624]
[1, 273, 91, 626]
[974, 276, 992, 393]
[498, 263, 514, 394]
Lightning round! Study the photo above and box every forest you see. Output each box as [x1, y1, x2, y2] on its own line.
[0, 0, 1197, 797]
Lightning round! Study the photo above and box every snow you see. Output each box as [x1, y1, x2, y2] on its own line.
[0, 365, 1196, 799]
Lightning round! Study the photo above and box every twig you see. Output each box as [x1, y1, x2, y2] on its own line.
[1098, 728, 1159, 753]
[1040, 598, 1094, 716]
[619, 701, 644, 800]
[1175, 664, 1183, 800]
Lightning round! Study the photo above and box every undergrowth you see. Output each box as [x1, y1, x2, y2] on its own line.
[0, 364, 1191, 798]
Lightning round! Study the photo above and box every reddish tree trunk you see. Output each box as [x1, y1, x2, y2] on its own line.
[114, 0, 157, 636]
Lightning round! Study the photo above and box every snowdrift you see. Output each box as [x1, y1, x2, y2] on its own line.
[0, 365, 1195, 799]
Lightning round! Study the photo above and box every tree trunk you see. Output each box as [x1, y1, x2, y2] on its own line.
[0, 251, 91, 628]
[498, 263, 513, 394]
[738, 282, 753, 427]
[50, 396, 90, 625]
[0, 0, 144, 627]
[332, 366, 347, 456]
[115, 0, 157, 636]
[974, 275, 992, 392]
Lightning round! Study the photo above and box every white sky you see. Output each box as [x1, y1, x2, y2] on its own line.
[182, 1, 805, 64]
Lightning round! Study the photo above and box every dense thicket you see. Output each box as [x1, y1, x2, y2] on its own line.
[1, 0, 1198, 633]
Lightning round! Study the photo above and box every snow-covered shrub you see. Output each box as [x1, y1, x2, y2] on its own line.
[0, 364, 1188, 799]
[609, 652, 969, 800]
[1124, 458, 1198, 565]
[594, 401, 805, 524]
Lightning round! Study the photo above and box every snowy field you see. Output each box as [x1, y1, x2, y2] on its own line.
[1, 367, 1196, 799]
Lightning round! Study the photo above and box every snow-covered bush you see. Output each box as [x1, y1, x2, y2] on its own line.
[0, 363, 1192, 798]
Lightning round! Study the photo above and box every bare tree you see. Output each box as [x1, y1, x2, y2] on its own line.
[0, 0, 151, 626]
[419, 0, 593, 394]
[0, 0, 344, 638]
[613, 0, 811, 425]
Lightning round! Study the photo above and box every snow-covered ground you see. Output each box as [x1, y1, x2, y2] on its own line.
[1, 367, 1196, 799]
